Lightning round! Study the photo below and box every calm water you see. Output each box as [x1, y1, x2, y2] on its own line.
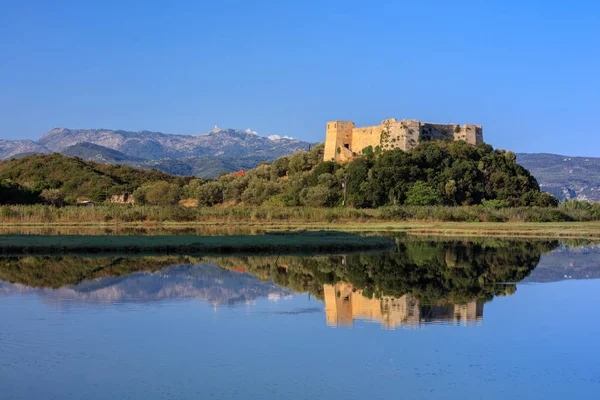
[1, 238, 600, 399]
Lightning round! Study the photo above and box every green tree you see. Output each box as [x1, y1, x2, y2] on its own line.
[405, 181, 444, 206]
[40, 188, 65, 207]
[197, 181, 224, 206]
[144, 181, 180, 205]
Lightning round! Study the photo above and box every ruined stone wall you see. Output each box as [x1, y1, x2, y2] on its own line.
[351, 124, 383, 154]
[454, 124, 483, 145]
[420, 123, 456, 141]
[324, 117, 483, 162]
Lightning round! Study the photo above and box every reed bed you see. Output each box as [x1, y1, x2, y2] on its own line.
[1, 204, 599, 224]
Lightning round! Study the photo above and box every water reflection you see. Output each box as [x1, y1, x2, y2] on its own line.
[2, 238, 599, 329]
[0, 262, 291, 307]
[324, 283, 483, 329]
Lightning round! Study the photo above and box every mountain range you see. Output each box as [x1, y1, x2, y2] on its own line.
[0, 127, 598, 201]
[516, 153, 600, 202]
[0, 127, 313, 178]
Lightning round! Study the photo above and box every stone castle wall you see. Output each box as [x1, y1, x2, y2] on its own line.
[324, 117, 483, 162]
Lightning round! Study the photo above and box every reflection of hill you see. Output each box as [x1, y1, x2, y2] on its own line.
[524, 245, 600, 282]
[0, 263, 291, 306]
[216, 239, 559, 306]
[0, 239, 569, 323]
[0, 255, 197, 288]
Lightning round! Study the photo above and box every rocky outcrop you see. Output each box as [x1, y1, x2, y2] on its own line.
[109, 193, 134, 204]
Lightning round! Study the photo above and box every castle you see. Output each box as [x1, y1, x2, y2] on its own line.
[324, 117, 483, 162]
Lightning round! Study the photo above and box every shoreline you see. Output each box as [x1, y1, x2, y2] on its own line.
[0, 231, 396, 255]
[1, 220, 600, 239]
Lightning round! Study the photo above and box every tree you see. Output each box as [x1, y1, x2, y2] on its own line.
[40, 189, 65, 207]
[197, 181, 223, 206]
[405, 181, 444, 206]
[345, 157, 373, 208]
[144, 181, 180, 205]
[303, 185, 334, 207]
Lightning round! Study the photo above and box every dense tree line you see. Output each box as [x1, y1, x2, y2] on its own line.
[0, 141, 559, 208]
[186, 140, 558, 208]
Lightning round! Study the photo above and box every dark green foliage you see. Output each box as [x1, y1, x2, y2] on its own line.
[405, 181, 444, 206]
[0, 180, 40, 205]
[0, 153, 190, 204]
[344, 141, 557, 207]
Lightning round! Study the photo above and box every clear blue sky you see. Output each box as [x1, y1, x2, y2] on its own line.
[1, 0, 599, 155]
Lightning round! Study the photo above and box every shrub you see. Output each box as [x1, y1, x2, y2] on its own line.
[405, 182, 444, 206]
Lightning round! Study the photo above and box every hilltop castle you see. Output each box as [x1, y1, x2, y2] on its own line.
[324, 118, 483, 162]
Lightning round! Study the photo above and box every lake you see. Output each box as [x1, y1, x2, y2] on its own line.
[1, 237, 599, 399]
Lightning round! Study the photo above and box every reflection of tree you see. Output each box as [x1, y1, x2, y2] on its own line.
[216, 239, 559, 305]
[0, 255, 198, 288]
[0, 239, 559, 308]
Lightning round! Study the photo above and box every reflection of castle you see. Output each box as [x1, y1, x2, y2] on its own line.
[323, 283, 483, 329]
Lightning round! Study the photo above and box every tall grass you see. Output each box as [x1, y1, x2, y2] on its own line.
[0, 203, 599, 224]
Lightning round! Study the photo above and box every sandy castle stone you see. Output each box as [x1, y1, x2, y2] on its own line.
[324, 118, 483, 162]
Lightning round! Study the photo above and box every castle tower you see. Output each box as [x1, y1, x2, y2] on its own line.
[453, 124, 483, 145]
[324, 120, 354, 162]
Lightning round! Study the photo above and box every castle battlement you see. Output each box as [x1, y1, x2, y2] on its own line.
[324, 118, 483, 162]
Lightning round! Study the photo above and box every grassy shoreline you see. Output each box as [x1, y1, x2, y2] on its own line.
[1, 220, 600, 239]
[1, 204, 599, 239]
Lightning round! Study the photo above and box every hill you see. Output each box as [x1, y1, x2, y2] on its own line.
[0, 153, 190, 204]
[186, 141, 557, 208]
[61, 142, 146, 164]
[131, 155, 271, 178]
[517, 153, 600, 202]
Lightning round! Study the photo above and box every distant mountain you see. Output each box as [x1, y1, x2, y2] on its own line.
[132, 156, 271, 178]
[0, 263, 292, 306]
[37, 127, 311, 160]
[0, 139, 49, 160]
[517, 153, 600, 202]
[524, 245, 600, 283]
[0, 127, 313, 178]
[59, 141, 286, 178]
[62, 142, 145, 163]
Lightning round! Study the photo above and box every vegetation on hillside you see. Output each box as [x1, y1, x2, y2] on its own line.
[0, 153, 190, 204]
[182, 141, 558, 208]
[0, 140, 558, 208]
[7, 139, 600, 226]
